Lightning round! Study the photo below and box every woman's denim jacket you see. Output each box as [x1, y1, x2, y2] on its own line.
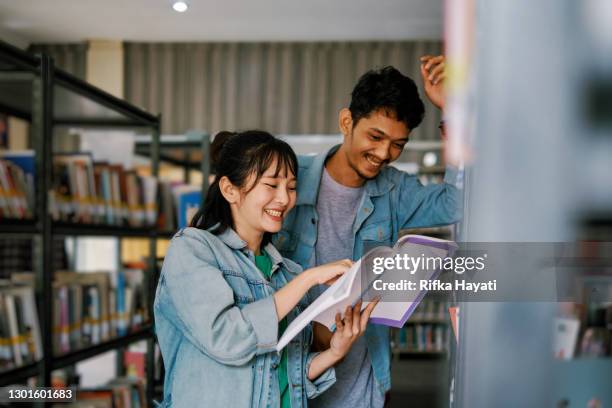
[154, 226, 336, 407]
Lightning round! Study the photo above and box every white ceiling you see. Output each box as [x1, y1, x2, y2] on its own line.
[0, 0, 442, 47]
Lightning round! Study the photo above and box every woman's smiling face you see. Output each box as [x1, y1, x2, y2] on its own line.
[231, 157, 297, 236]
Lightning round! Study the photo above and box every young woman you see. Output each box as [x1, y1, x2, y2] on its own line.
[154, 130, 377, 407]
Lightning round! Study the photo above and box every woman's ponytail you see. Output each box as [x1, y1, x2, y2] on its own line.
[190, 175, 234, 230]
[190, 131, 236, 229]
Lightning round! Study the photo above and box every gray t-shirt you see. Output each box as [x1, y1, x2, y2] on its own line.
[310, 168, 385, 408]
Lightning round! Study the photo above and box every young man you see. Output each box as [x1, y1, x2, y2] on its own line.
[273, 56, 460, 407]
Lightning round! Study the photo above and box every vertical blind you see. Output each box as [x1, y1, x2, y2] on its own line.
[28, 43, 88, 80]
[27, 42, 444, 139]
[124, 41, 443, 139]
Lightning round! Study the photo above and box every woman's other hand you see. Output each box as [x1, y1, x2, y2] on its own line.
[328, 300, 379, 360]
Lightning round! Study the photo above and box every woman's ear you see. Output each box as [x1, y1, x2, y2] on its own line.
[218, 176, 239, 204]
[339, 108, 354, 137]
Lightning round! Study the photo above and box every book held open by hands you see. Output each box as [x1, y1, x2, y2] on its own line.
[276, 234, 457, 351]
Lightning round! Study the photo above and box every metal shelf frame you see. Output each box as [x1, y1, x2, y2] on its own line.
[0, 40, 161, 405]
[0, 362, 40, 387]
[0, 221, 176, 238]
[134, 131, 210, 188]
[52, 223, 160, 238]
[52, 326, 153, 371]
[0, 219, 39, 235]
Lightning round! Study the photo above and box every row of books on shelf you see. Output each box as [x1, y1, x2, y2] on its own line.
[159, 181, 200, 232]
[0, 269, 148, 372]
[51, 154, 158, 227]
[0, 150, 201, 230]
[59, 379, 146, 408]
[0, 284, 42, 368]
[50, 371, 146, 408]
[53, 347, 146, 407]
[409, 299, 449, 322]
[5, 346, 149, 406]
[51, 269, 148, 356]
[553, 303, 612, 360]
[391, 324, 451, 353]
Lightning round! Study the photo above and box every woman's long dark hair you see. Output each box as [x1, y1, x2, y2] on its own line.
[190, 130, 298, 244]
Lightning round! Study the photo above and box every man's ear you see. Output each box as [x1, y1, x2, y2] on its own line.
[338, 108, 353, 137]
[219, 176, 239, 204]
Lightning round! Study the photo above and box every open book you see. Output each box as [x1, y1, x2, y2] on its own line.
[276, 234, 457, 351]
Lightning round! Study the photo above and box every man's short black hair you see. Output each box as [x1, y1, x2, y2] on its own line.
[349, 66, 425, 131]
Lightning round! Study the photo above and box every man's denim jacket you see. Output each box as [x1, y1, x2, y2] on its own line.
[154, 226, 336, 407]
[272, 145, 462, 394]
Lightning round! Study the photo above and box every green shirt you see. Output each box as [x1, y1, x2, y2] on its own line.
[254, 250, 291, 408]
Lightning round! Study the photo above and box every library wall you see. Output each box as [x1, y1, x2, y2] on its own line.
[123, 41, 444, 137]
[7, 118, 28, 150]
[86, 40, 124, 99]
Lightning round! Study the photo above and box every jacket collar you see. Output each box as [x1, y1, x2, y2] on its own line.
[213, 225, 291, 271]
[215, 225, 247, 250]
[296, 144, 395, 206]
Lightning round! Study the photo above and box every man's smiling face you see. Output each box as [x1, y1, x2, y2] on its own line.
[342, 108, 410, 181]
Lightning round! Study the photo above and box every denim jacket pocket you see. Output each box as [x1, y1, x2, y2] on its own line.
[360, 223, 393, 255]
[222, 269, 260, 305]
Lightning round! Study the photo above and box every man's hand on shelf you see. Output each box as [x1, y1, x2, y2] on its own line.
[420, 55, 446, 111]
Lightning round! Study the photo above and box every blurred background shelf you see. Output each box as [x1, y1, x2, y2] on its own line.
[0, 362, 40, 387]
[52, 326, 153, 371]
[0, 219, 38, 235]
[0, 40, 161, 405]
[52, 222, 159, 238]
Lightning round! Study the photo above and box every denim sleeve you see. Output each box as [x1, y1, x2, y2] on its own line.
[304, 352, 336, 399]
[160, 234, 278, 366]
[397, 164, 464, 229]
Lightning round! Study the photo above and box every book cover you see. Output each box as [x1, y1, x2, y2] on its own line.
[553, 317, 580, 360]
[0, 294, 15, 370]
[0, 150, 35, 176]
[173, 185, 201, 229]
[4, 294, 24, 365]
[117, 271, 127, 336]
[0, 151, 34, 218]
[11, 286, 42, 361]
[276, 235, 457, 351]
[0, 160, 26, 218]
[54, 153, 97, 223]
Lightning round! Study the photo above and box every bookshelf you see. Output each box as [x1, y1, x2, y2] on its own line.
[392, 220, 457, 403]
[134, 131, 211, 234]
[134, 131, 210, 186]
[390, 298, 453, 359]
[0, 39, 160, 405]
[133, 131, 211, 401]
[0, 221, 162, 238]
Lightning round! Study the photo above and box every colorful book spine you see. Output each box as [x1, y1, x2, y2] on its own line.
[117, 271, 127, 336]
